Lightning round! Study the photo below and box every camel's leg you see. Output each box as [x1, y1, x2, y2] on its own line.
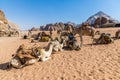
[7, 62, 12, 69]
[16, 32, 19, 37]
[92, 38, 96, 46]
[59, 48, 63, 52]
[54, 48, 59, 52]
[91, 31, 95, 46]
[25, 59, 38, 65]
[91, 33, 95, 46]
[41, 57, 51, 61]
[79, 30, 83, 48]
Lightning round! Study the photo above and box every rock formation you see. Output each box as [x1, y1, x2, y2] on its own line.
[86, 11, 119, 28]
[0, 10, 20, 31]
[40, 22, 75, 31]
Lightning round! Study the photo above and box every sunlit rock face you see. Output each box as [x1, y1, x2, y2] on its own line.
[0, 10, 20, 31]
[0, 10, 8, 24]
[86, 11, 119, 27]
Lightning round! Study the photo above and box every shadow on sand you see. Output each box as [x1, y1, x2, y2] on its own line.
[63, 46, 81, 51]
[0, 62, 10, 70]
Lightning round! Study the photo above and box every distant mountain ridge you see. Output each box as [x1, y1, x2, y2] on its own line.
[38, 22, 75, 31]
[86, 11, 119, 27]
[38, 11, 120, 30]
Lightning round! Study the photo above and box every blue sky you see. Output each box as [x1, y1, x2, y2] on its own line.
[0, 0, 120, 30]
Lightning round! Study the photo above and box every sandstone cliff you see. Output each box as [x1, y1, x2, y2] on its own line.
[0, 10, 20, 31]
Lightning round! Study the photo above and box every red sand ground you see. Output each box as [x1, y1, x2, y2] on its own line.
[0, 28, 120, 80]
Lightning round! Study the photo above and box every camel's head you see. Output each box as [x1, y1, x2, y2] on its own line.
[57, 30, 62, 34]
[49, 41, 56, 46]
[82, 22, 91, 30]
[100, 33, 106, 37]
[32, 47, 42, 58]
[20, 44, 25, 49]
[16, 44, 26, 53]
[115, 30, 120, 39]
[60, 38, 66, 46]
[41, 31, 48, 36]
[94, 31, 101, 36]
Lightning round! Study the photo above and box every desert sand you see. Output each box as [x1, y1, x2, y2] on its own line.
[0, 28, 120, 80]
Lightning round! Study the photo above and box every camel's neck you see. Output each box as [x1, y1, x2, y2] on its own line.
[57, 33, 62, 42]
[61, 39, 65, 44]
[57, 33, 61, 37]
[48, 44, 53, 53]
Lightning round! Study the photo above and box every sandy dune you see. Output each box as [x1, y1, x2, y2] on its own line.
[0, 28, 120, 80]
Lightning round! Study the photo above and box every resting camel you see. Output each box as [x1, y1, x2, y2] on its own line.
[31, 31, 52, 42]
[28, 30, 32, 38]
[55, 30, 80, 50]
[0, 30, 5, 37]
[115, 30, 120, 39]
[8, 44, 40, 69]
[37, 42, 54, 61]
[39, 32, 51, 42]
[48, 39, 65, 52]
[8, 30, 20, 37]
[66, 33, 80, 50]
[8, 55, 39, 69]
[0, 29, 8, 37]
[8, 43, 55, 69]
[93, 33, 114, 44]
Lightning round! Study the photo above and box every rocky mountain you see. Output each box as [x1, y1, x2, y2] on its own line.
[0, 10, 20, 31]
[86, 11, 119, 27]
[40, 22, 75, 31]
[32, 11, 120, 31]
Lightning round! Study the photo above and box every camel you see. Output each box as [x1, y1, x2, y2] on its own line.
[0, 29, 20, 37]
[55, 30, 80, 50]
[13, 30, 19, 37]
[49, 30, 53, 40]
[66, 33, 80, 50]
[0, 29, 8, 37]
[38, 42, 54, 61]
[7, 42, 55, 69]
[8, 30, 19, 37]
[55, 30, 64, 43]
[28, 30, 32, 38]
[115, 30, 120, 39]
[8, 55, 39, 69]
[40, 31, 52, 41]
[18, 43, 54, 62]
[48, 39, 65, 52]
[0, 30, 5, 37]
[8, 44, 41, 69]
[31, 31, 51, 42]
[93, 33, 114, 44]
